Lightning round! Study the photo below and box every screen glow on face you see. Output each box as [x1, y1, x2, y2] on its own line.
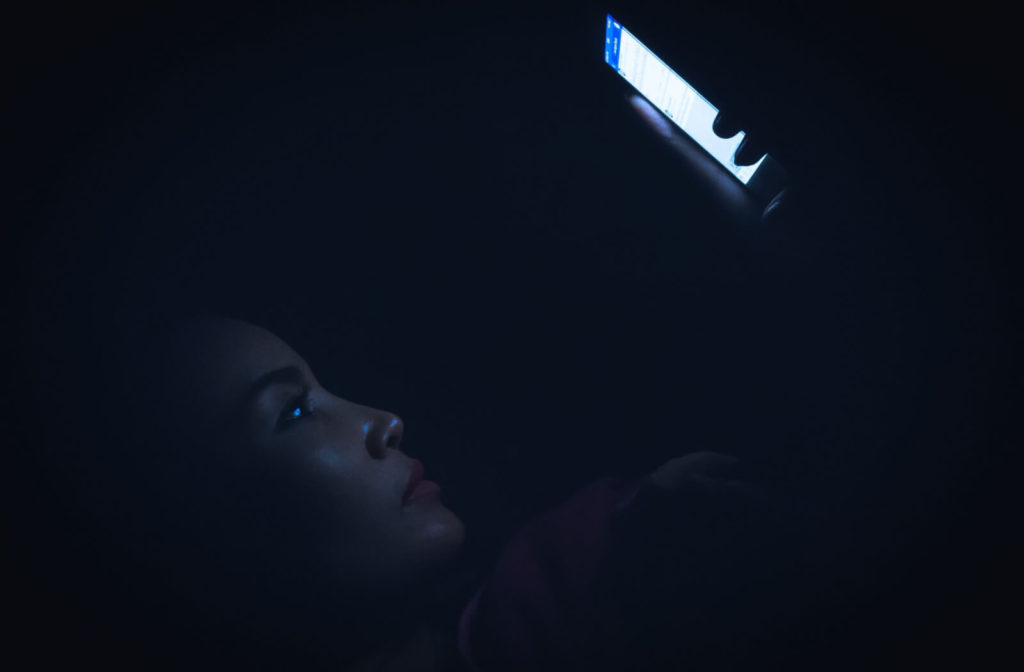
[604, 14, 766, 185]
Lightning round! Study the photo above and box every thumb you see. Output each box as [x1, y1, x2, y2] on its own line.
[648, 451, 742, 491]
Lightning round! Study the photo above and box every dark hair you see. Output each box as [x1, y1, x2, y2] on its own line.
[28, 311, 317, 667]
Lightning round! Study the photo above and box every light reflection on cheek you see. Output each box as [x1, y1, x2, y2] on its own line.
[314, 447, 344, 471]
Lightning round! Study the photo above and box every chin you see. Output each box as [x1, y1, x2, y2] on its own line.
[427, 506, 466, 553]
[410, 506, 466, 573]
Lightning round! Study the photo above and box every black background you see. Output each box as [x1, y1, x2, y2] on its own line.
[5, 0, 1020, 668]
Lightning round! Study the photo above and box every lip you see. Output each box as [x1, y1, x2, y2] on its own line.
[405, 479, 442, 504]
[403, 459, 442, 505]
[403, 459, 424, 501]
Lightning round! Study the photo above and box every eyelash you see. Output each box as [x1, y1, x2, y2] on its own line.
[277, 389, 316, 431]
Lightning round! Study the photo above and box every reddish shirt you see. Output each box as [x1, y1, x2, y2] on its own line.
[457, 477, 642, 671]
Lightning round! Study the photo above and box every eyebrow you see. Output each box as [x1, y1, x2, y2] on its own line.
[242, 364, 307, 409]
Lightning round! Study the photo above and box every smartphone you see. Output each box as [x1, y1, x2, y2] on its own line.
[604, 14, 787, 204]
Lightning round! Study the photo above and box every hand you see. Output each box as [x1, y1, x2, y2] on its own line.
[606, 451, 802, 601]
[600, 452, 809, 665]
[598, 454, 815, 667]
[613, 451, 758, 520]
[626, 94, 787, 226]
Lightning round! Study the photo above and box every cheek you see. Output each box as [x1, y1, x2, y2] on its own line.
[244, 450, 368, 538]
[279, 443, 366, 505]
[311, 447, 343, 470]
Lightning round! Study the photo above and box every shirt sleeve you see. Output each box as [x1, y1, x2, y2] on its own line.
[456, 476, 643, 672]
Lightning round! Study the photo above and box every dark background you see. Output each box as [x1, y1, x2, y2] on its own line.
[5, 0, 1020, 668]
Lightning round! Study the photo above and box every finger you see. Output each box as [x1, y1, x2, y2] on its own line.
[733, 134, 766, 168]
[649, 451, 741, 491]
[761, 187, 788, 223]
[627, 92, 678, 142]
[712, 111, 741, 139]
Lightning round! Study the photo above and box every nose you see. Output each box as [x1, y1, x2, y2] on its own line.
[364, 408, 404, 458]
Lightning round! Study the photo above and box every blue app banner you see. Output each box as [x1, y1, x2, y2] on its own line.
[605, 14, 622, 70]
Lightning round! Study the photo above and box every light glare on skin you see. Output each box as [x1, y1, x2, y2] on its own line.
[315, 447, 344, 470]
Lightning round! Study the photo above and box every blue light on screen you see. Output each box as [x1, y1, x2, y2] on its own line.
[604, 14, 766, 185]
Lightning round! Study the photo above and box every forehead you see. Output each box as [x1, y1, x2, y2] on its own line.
[164, 318, 309, 408]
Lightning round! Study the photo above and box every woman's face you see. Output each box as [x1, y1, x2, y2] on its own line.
[148, 317, 465, 622]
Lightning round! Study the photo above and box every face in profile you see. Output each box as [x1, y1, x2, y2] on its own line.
[129, 316, 465, 638]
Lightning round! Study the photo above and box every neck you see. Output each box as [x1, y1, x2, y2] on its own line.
[348, 621, 439, 672]
[336, 579, 447, 671]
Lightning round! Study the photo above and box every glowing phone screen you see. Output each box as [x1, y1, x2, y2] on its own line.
[604, 14, 766, 185]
